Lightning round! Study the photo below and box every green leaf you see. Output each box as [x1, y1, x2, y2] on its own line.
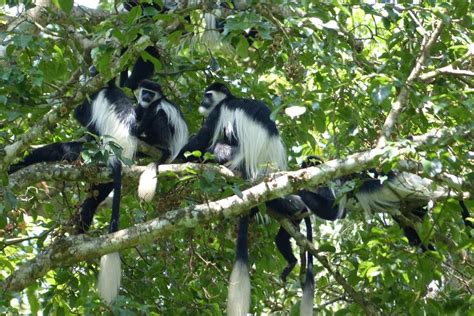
[141, 49, 162, 70]
[57, 0, 73, 14]
[183, 151, 202, 160]
[236, 35, 249, 59]
[26, 286, 40, 315]
[312, 108, 326, 133]
[232, 187, 243, 198]
[319, 243, 336, 253]
[366, 266, 381, 278]
[127, 5, 143, 25]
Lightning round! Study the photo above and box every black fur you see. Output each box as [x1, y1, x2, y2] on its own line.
[179, 83, 289, 314]
[77, 182, 114, 233]
[8, 141, 83, 174]
[298, 187, 346, 221]
[137, 109, 173, 162]
[74, 85, 137, 234]
[136, 80, 188, 163]
[179, 108, 222, 156]
[274, 225, 297, 281]
[459, 200, 474, 229]
[179, 83, 279, 160]
[120, 46, 160, 90]
[300, 156, 472, 251]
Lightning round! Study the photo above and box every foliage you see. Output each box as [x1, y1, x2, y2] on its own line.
[0, 0, 473, 314]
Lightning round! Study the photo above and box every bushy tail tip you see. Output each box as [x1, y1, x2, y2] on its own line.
[300, 268, 314, 316]
[227, 259, 251, 316]
[138, 162, 158, 202]
[97, 252, 121, 304]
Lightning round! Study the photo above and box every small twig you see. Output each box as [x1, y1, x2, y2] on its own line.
[314, 296, 347, 311]
[135, 247, 151, 266]
[408, 10, 426, 35]
[194, 251, 226, 278]
[0, 226, 56, 251]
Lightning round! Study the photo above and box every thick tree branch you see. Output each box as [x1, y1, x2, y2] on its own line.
[377, 20, 445, 147]
[3, 125, 471, 293]
[8, 162, 238, 190]
[8, 125, 471, 193]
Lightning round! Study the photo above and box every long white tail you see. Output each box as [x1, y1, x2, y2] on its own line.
[97, 252, 121, 304]
[138, 162, 158, 202]
[227, 259, 251, 316]
[300, 273, 314, 316]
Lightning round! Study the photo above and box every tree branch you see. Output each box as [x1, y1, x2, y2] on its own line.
[0, 226, 56, 251]
[8, 125, 472, 193]
[420, 65, 474, 82]
[377, 19, 445, 147]
[3, 125, 471, 293]
[419, 49, 474, 82]
[8, 162, 238, 190]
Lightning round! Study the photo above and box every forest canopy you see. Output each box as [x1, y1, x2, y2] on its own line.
[0, 0, 473, 314]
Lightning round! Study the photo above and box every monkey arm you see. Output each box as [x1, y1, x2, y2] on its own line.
[178, 110, 219, 160]
[135, 106, 156, 137]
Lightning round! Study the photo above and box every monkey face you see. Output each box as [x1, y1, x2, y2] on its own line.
[138, 87, 160, 108]
[199, 90, 226, 116]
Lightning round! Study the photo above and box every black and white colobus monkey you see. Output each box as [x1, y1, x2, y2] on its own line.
[178, 82, 289, 315]
[9, 77, 137, 302]
[134, 79, 189, 201]
[8, 80, 191, 302]
[74, 84, 138, 303]
[298, 157, 473, 251]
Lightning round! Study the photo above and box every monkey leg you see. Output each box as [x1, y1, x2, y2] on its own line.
[77, 182, 115, 234]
